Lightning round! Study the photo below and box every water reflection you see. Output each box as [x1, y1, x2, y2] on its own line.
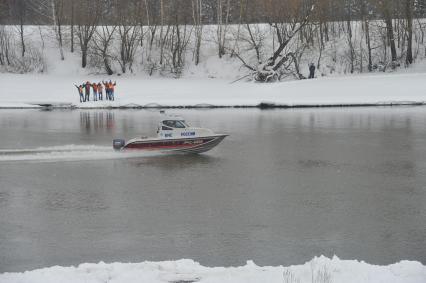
[45, 190, 109, 212]
[0, 191, 9, 205]
[1, 108, 426, 272]
[128, 154, 222, 170]
[80, 111, 115, 133]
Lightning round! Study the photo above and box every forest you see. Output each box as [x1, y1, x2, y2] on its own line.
[1, 0, 426, 81]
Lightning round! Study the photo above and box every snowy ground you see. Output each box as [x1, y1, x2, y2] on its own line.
[2, 23, 426, 109]
[0, 72, 426, 109]
[1, 256, 425, 283]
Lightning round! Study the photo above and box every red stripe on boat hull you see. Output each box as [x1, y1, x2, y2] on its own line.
[123, 137, 216, 151]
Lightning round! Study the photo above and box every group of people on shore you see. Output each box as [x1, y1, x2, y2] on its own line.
[75, 81, 117, 103]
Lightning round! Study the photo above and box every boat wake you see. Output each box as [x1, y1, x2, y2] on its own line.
[0, 144, 159, 163]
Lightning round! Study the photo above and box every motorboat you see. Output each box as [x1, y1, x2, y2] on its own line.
[113, 116, 228, 154]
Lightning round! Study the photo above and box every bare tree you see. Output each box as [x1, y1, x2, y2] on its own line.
[160, 0, 193, 76]
[51, 0, 65, 60]
[192, 0, 203, 65]
[378, 0, 397, 63]
[117, 25, 140, 73]
[75, 0, 101, 68]
[12, 0, 27, 57]
[360, 0, 373, 71]
[70, 0, 75, 53]
[0, 0, 10, 24]
[0, 26, 12, 66]
[93, 25, 116, 75]
[159, 0, 166, 65]
[255, 0, 315, 82]
[406, 0, 414, 64]
[217, 0, 231, 58]
[116, 0, 140, 73]
[345, 0, 355, 73]
[168, 24, 192, 75]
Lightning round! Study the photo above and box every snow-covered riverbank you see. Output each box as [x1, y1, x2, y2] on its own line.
[0, 72, 425, 109]
[1, 256, 425, 283]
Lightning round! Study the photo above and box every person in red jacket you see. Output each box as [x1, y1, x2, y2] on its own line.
[92, 83, 98, 101]
[82, 81, 91, 102]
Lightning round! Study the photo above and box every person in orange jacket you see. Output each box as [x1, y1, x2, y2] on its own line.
[109, 80, 116, 101]
[103, 81, 110, 100]
[74, 84, 84, 103]
[92, 83, 98, 101]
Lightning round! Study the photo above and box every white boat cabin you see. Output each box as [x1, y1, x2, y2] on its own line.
[157, 118, 213, 139]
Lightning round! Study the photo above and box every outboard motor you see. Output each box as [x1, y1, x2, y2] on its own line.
[113, 139, 125, 150]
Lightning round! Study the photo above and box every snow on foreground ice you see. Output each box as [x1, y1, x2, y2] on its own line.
[1, 256, 425, 283]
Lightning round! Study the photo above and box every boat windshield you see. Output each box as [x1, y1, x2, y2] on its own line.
[163, 120, 187, 129]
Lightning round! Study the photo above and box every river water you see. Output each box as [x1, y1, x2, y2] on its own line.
[0, 108, 425, 272]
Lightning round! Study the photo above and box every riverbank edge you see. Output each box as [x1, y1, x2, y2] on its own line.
[1, 101, 425, 110]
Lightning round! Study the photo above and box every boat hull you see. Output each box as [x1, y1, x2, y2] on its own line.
[122, 135, 228, 154]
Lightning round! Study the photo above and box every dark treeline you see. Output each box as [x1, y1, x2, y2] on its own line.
[2, 0, 426, 25]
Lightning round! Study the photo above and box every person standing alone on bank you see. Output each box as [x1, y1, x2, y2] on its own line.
[309, 63, 316, 79]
